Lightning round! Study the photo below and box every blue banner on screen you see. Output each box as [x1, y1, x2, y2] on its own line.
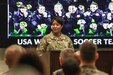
[7, 0, 113, 48]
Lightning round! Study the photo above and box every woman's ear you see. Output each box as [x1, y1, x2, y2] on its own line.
[96, 52, 99, 60]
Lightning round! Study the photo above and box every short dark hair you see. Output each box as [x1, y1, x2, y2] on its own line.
[79, 41, 97, 62]
[52, 17, 64, 26]
[60, 48, 75, 61]
[17, 50, 44, 75]
[62, 57, 80, 75]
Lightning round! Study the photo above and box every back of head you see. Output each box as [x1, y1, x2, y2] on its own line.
[79, 41, 97, 62]
[60, 48, 75, 62]
[62, 57, 80, 75]
[17, 50, 45, 75]
[5, 44, 26, 68]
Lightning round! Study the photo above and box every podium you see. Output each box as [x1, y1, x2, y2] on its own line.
[40, 51, 61, 75]
[50, 51, 61, 75]
[96, 50, 113, 75]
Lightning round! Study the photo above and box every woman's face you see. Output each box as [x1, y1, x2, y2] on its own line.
[51, 20, 63, 34]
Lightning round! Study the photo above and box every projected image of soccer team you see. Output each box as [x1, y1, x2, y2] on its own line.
[8, 0, 113, 37]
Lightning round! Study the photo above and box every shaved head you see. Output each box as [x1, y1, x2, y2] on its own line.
[5, 44, 26, 68]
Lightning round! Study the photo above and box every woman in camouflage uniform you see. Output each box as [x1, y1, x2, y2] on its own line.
[37, 17, 74, 56]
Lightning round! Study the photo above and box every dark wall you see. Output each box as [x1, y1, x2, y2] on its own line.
[96, 50, 113, 75]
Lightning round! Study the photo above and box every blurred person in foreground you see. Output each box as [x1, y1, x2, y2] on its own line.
[13, 49, 46, 75]
[37, 17, 74, 56]
[0, 44, 26, 75]
[75, 41, 108, 75]
[52, 48, 76, 75]
[62, 57, 81, 75]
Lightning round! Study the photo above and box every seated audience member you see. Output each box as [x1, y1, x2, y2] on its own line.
[1, 44, 26, 75]
[62, 57, 81, 75]
[52, 48, 76, 75]
[75, 41, 108, 75]
[10, 49, 45, 75]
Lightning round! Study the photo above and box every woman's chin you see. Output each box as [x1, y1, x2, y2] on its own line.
[53, 31, 59, 34]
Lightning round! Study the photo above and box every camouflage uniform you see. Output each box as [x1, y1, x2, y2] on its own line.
[52, 69, 64, 75]
[0, 69, 16, 75]
[37, 32, 74, 54]
[0, 66, 41, 75]
[80, 65, 109, 75]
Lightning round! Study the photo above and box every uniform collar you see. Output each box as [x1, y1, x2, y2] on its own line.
[80, 65, 97, 69]
[50, 32, 66, 40]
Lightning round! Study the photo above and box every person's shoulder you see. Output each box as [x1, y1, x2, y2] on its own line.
[0, 70, 13, 75]
[81, 66, 109, 75]
[41, 33, 51, 39]
[61, 34, 71, 39]
[13, 65, 41, 75]
[52, 69, 63, 75]
[44, 32, 53, 38]
[96, 70, 109, 75]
